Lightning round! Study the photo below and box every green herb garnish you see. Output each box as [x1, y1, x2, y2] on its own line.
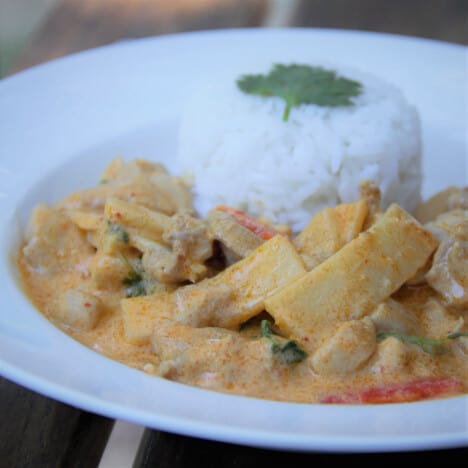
[261, 319, 307, 365]
[377, 331, 468, 356]
[107, 220, 129, 244]
[119, 253, 147, 297]
[237, 64, 362, 121]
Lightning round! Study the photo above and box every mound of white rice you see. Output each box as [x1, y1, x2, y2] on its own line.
[175, 63, 422, 232]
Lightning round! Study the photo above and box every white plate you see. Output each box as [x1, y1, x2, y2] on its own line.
[0, 29, 467, 453]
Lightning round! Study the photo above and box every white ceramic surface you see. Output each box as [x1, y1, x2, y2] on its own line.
[0, 29, 466, 453]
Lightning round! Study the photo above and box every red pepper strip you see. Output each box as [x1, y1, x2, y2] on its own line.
[215, 206, 279, 240]
[320, 377, 463, 404]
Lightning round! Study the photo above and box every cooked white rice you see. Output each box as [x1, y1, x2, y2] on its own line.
[175, 63, 422, 231]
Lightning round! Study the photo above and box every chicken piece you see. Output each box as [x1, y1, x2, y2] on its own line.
[149, 172, 194, 215]
[99, 156, 127, 182]
[359, 180, 383, 229]
[370, 299, 418, 335]
[453, 336, 468, 356]
[265, 204, 438, 353]
[426, 238, 468, 308]
[23, 204, 94, 274]
[130, 215, 212, 285]
[293, 199, 368, 270]
[162, 213, 213, 273]
[207, 209, 263, 264]
[311, 318, 376, 375]
[103, 198, 212, 284]
[152, 318, 275, 391]
[152, 316, 237, 364]
[425, 209, 468, 242]
[414, 186, 468, 224]
[408, 210, 467, 286]
[420, 298, 465, 338]
[122, 283, 233, 344]
[425, 210, 468, 308]
[368, 336, 409, 376]
[67, 210, 103, 231]
[88, 252, 130, 290]
[133, 237, 184, 284]
[95, 220, 131, 255]
[121, 235, 306, 344]
[168, 235, 305, 329]
[59, 158, 193, 216]
[53, 289, 103, 330]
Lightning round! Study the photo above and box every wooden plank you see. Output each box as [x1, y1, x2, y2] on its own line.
[133, 429, 468, 467]
[293, 0, 467, 44]
[12, 0, 268, 73]
[0, 377, 114, 467]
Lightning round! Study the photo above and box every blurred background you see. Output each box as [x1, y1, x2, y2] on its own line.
[1, 0, 466, 78]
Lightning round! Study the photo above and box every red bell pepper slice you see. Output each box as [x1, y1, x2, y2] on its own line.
[215, 206, 279, 240]
[320, 376, 463, 404]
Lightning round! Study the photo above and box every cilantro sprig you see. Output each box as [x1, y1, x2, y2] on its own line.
[377, 331, 468, 356]
[237, 64, 362, 121]
[119, 253, 147, 297]
[107, 220, 129, 244]
[261, 319, 307, 365]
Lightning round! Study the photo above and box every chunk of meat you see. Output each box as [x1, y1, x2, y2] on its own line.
[207, 209, 263, 264]
[162, 212, 213, 277]
[425, 211, 468, 308]
[60, 158, 194, 215]
[23, 204, 94, 274]
[121, 283, 233, 344]
[121, 235, 306, 344]
[151, 318, 275, 390]
[425, 209, 468, 243]
[368, 336, 409, 376]
[131, 235, 203, 284]
[152, 317, 238, 366]
[67, 210, 102, 231]
[53, 289, 103, 331]
[265, 204, 438, 352]
[104, 198, 213, 284]
[370, 299, 418, 335]
[293, 199, 368, 270]
[88, 252, 129, 290]
[311, 318, 376, 375]
[420, 298, 465, 338]
[414, 187, 468, 224]
[149, 172, 194, 215]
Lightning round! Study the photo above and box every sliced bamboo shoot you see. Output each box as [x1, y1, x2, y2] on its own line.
[265, 204, 438, 352]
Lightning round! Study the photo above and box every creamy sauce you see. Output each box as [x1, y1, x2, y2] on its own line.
[17, 159, 468, 404]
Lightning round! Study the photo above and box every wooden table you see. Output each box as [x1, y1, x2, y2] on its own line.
[2, 0, 467, 466]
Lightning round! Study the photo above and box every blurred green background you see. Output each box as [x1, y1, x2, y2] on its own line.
[0, 0, 58, 76]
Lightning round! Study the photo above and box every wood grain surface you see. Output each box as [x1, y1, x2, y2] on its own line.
[1, 378, 114, 468]
[293, 0, 467, 44]
[12, 0, 268, 73]
[133, 430, 468, 468]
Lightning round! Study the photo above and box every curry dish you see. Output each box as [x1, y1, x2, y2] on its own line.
[18, 158, 468, 404]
